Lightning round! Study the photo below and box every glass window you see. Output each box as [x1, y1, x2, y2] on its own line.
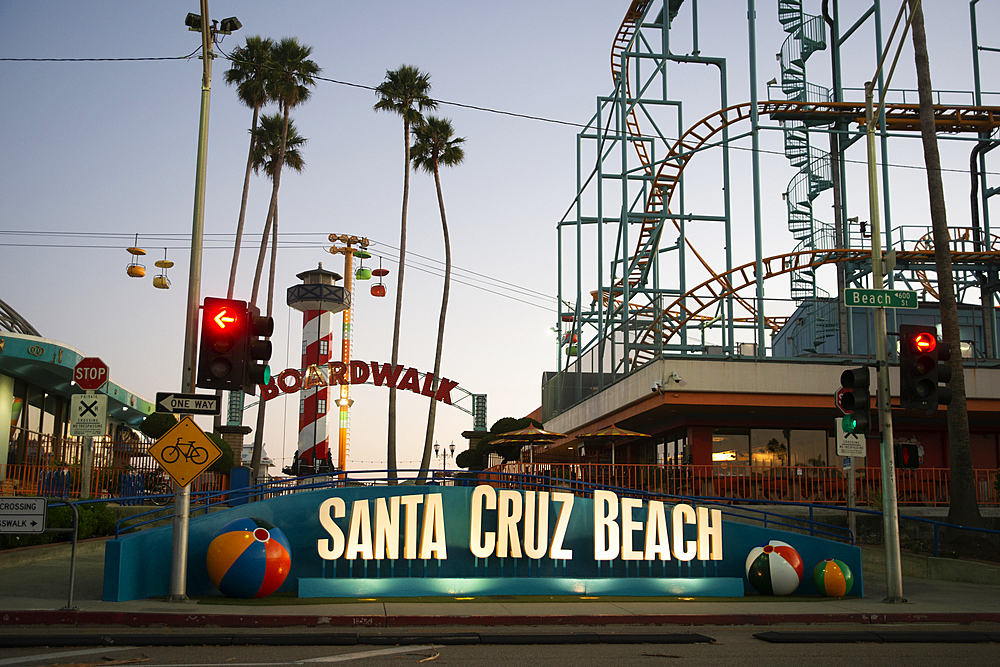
[316, 399, 327, 415]
[299, 398, 305, 415]
[319, 339, 329, 357]
[751, 429, 789, 467]
[792, 430, 828, 467]
[712, 428, 749, 471]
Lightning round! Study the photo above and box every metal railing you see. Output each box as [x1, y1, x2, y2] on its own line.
[487, 462, 999, 507]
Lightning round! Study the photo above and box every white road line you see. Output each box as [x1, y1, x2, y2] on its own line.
[12, 644, 447, 667]
[301, 645, 442, 663]
[0, 646, 133, 666]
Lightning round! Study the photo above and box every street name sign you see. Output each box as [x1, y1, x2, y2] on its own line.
[148, 415, 222, 487]
[156, 392, 221, 416]
[0, 497, 46, 534]
[70, 393, 108, 437]
[844, 288, 918, 309]
[836, 419, 867, 458]
[74, 357, 109, 390]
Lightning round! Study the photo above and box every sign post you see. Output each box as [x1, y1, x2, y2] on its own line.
[73, 358, 109, 500]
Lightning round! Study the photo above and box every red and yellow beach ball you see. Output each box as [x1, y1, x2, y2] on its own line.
[745, 540, 803, 596]
[206, 518, 291, 598]
[813, 558, 854, 597]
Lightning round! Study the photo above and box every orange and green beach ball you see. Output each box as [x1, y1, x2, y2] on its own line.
[813, 558, 854, 597]
[206, 518, 292, 598]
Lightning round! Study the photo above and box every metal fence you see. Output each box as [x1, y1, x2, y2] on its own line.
[2, 427, 225, 499]
[486, 462, 999, 507]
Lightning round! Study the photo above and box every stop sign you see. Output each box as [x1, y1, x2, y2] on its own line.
[835, 386, 850, 415]
[74, 357, 109, 390]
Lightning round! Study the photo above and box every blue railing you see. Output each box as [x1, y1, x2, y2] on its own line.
[100, 468, 998, 559]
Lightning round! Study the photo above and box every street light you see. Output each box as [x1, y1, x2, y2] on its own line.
[433, 440, 456, 472]
[170, 1, 240, 605]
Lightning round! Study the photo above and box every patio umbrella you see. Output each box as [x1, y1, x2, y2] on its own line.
[491, 425, 567, 463]
[575, 424, 650, 465]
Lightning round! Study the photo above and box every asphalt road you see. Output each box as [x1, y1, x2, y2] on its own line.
[1, 624, 999, 667]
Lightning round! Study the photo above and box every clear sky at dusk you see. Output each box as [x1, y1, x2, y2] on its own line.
[2, 1, 995, 472]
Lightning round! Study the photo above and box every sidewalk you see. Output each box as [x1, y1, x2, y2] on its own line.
[1, 539, 999, 631]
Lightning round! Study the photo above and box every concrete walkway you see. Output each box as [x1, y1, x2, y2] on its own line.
[1, 539, 998, 631]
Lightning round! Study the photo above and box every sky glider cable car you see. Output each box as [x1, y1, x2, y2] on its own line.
[126, 234, 146, 278]
[354, 248, 372, 280]
[371, 258, 389, 297]
[153, 248, 173, 289]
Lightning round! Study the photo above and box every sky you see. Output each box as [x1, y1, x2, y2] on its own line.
[2, 1, 996, 474]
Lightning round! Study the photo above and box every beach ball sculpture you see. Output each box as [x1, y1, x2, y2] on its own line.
[745, 540, 803, 596]
[813, 558, 854, 597]
[206, 518, 291, 599]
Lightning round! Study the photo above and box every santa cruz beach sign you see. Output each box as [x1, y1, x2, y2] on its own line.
[103, 485, 864, 601]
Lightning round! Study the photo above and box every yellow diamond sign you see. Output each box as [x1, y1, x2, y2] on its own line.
[148, 415, 222, 487]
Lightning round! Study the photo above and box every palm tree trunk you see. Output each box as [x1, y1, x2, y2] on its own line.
[908, 0, 982, 535]
[228, 105, 260, 299]
[249, 105, 291, 485]
[419, 160, 451, 480]
[387, 119, 411, 483]
[250, 201, 279, 485]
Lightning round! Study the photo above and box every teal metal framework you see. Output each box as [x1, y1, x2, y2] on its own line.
[553, 0, 1000, 413]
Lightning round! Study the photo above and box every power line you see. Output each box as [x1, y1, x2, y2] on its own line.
[0, 230, 556, 311]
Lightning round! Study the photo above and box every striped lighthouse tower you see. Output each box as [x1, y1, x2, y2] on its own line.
[286, 264, 349, 473]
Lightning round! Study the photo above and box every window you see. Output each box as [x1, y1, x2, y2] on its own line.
[712, 428, 749, 471]
[299, 398, 305, 415]
[751, 429, 789, 467]
[791, 430, 828, 467]
[319, 339, 329, 357]
[316, 399, 327, 416]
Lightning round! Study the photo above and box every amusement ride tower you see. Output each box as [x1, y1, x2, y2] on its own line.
[286, 264, 348, 472]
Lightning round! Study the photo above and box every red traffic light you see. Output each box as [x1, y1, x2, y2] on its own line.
[911, 331, 936, 354]
[208, 305, 239, 330]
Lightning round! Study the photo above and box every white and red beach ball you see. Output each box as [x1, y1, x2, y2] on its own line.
[745, 540, 804, 596]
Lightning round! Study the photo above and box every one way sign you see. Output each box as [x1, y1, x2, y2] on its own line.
[156, 392, 221, 416]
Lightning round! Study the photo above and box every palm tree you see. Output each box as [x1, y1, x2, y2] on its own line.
[248, 38, 320, 484]
[374, 65, 437, 481]
[250, 37, 321, 307]
[908, 0, 982, 538]
[251, 113, 306, 179]
[410, 116, 465, 481]
[223, 35, 274, 300]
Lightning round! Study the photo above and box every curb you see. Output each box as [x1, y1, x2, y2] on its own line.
[3, 609, 1000, 629]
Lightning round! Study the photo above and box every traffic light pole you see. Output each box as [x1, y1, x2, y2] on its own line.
[170, 0, 213, 603]
[865, 80, 905, 603]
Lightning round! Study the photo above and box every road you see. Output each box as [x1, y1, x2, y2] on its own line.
[1, 624, 997, 666]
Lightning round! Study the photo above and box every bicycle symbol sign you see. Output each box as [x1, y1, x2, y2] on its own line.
[148, 415, 222, 487]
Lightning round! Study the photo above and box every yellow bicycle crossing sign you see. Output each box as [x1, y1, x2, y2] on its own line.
[148, 415, 223, 487]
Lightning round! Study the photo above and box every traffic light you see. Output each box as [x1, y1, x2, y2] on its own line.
[197, 297, 248, 390]
[894, 443, 921, 469]
[839, 366, 872, 436]
[243, 304, 274, 395]
[899, 324, 953, 410]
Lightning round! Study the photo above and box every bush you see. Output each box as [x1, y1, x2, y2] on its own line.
[207, 433, 235, 473]
[0, 502, 122, 551]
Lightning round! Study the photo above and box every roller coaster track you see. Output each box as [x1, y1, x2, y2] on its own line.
[607, 2, 1000, 361]
[912, 227, 1000, 300]
[630, 248, 1000, 364]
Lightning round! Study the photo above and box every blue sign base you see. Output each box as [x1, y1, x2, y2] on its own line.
[298, 576, 745, 598]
